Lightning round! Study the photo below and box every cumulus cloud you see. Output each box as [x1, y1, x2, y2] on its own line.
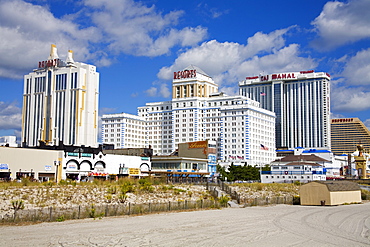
[145, 83, 170, 98]
[145, 87, 158, 97]
[330, 113, 346, 119]
[0, 0, 100, 78]
[311, 0, 370, 50]
[0, 0, 207, 79]
[331, 86, 370, 112]
[363, 119, 370, 131]
[196, 3, 230, 19]
[83, 0, 207, 57]
[158, 28, 317, 94]
[341, 48, 370, 86]
[0, 101, 22, 131]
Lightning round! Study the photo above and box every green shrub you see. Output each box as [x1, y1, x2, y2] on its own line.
[361, 189, 370, 200]
[89, 204, 96, 218]
[120, 181, 136, 194]
[107, 185, 118, 194]
[56, 215, 65, 222]
[139, 182, 154, 193]
[293, 181, 301, 186]
[218, 195, 230, 206]
[11, 199, 25, 211]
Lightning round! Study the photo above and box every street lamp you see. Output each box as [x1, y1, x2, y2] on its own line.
[54, 161, 60, 183]
[119, 163, 125, 174]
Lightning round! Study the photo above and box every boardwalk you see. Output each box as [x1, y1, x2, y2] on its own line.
[1, 203, 370, 246]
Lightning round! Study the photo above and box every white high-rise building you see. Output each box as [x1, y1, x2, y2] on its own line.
[101, 113, 146, 149]
[239, 70, 331, 149]
[22, 45, 99, 147]
[102, 65, 276, 165]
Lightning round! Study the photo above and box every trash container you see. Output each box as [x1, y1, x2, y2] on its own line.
[320, 200, 325, 206]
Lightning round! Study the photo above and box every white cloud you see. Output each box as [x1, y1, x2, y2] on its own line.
[0, 0, 100, 78]
[196, 3, 229, 19]
[159, 83, 171, 98]
[0, 0, 207, 79]
[83, 0, 207, 57]
[0, 101, 22, 131]
[145, 87, 158, 97]
[363, 119, 370, 131]
[144, 83, 170, 98]
[341, 48, 370, 86]
[331, 86, 370, 112]
[330, 113, 346, 119]
[158, 28, 317, 94]
[311, 0, 370, 50]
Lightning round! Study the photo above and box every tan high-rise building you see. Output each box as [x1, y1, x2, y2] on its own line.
[331, 118, 370, 155]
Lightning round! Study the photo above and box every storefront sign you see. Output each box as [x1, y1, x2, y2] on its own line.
[45, 165, 52, 171]
[67, 164, 78, 171]
[0, 164, 8, 170]
[188, 141, 207, 149]
[67, 152, 92, 157]
[129, 168, 140, 175]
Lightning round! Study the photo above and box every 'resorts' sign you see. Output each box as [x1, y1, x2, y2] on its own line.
[38, 59, 60, 69]
[174, 69, 196, 79]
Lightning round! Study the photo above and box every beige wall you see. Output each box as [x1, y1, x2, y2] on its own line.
[300, 183, 330, 205]
[0, 147, 62, 180]
[300, 182, 362, 205]
[329, 191, 361, 205]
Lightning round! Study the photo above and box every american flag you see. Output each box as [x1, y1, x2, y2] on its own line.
[260, 144, 269, 150]
[260, 92, 266, 96]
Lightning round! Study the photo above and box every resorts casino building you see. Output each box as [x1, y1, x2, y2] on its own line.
[239, 70, 331, 150]
[102, 65, 276, 166]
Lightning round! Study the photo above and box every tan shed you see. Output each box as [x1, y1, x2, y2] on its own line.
[300, 181, 361, 206]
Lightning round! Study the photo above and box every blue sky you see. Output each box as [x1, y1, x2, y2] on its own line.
[1, 0, 370, 141]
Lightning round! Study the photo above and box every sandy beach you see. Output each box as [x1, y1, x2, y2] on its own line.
[1, 202, 369, 246]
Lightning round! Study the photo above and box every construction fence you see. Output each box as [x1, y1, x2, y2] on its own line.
[2, 199, 224, 224]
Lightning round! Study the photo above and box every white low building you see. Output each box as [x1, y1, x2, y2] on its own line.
[64, 151, 151, 180]
[276, 147, 343, 178]
[0, 146, 151, 182]
[261, 161, 326, 183]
